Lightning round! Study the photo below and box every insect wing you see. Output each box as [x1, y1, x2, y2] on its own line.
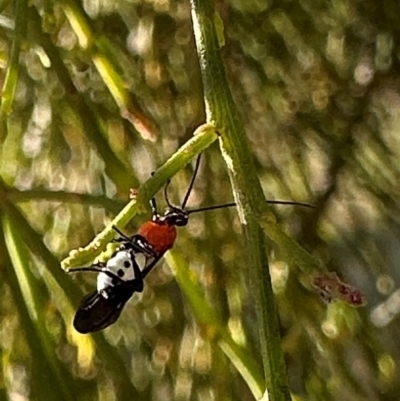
[73, 286, 133, 334]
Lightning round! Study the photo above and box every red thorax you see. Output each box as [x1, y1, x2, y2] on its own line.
[137, 220, 177, 255]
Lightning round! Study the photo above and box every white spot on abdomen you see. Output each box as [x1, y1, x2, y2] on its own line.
[96, 249, 147, 291]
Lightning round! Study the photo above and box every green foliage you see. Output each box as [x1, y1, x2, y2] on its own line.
[0, 0, 399, 400]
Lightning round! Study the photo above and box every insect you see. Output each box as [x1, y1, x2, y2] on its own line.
[123, 153, 315, 273]
[69, 154, 314, 333]
[68, 237, 156, 334]
[102, 155, 316, 319]
[311, 272, 366, 306]
[67, 160, 201, 334]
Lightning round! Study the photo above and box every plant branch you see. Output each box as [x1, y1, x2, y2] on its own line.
[0, 0, 28, 140]
[61, 124, 218, 270]
[6, 187, 125, 212]
[189, 1, 292, 400]
[166, 250, 265, 400]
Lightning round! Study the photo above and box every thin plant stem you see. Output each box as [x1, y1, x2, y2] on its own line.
[189, 1, 292, 400]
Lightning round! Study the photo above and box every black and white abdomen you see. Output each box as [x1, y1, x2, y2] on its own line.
[97, 250, 146, 291]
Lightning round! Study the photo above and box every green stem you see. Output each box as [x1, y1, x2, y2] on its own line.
[2, 216, 78, 401]
[61, 124, 218, 270]
[6, 187, 125, 212]
[167, 251, 264, 400]
[0, 0, 28, 139]
[259, 215, 322, 274]
[60, 0, 156, 138]
[29, 8, 140, 193]
[0, 179, 142, 399]
[189, 1, 292, 400]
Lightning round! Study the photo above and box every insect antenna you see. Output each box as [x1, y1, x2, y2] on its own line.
[180, 153, 202, 210]
[187, 199, 315, 215]
[163, 179, 174, 209]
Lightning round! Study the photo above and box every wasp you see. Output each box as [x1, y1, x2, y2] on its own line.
[69, 154, 314, 333]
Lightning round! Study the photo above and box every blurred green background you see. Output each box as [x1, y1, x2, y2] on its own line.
[0, 0, 399, 400]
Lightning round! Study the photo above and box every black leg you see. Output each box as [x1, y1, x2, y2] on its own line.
[111, 226, 155, 255]
[150, 197, 159, 220]
[112, 225, 131, 241]
[130, 235, 157, 257]
[141, 254, 163, 279]
[112, 235, 150, 255]
[68, 264, 130, 286]
[68, 252, 145, 293]
[129, 250, 144, 292]
[149, 171, 159, 218]
[67, 262, 106, 274]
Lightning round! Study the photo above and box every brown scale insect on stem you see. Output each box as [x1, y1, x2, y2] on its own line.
[312, 272, 366, 307]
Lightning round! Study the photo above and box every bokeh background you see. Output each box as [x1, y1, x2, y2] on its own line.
[1, 0, 400, 400]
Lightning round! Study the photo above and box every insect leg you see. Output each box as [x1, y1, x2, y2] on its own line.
[129, 234, 157, 258]
[150, 197, 159, 220]
[112, 226, 131, 242]
[128, 250, 144, 292]
[67, 264, 131, 286]
[141, 254, 163, 280]
[66, 262, 106, 274]
[111, 226, 156, 258]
